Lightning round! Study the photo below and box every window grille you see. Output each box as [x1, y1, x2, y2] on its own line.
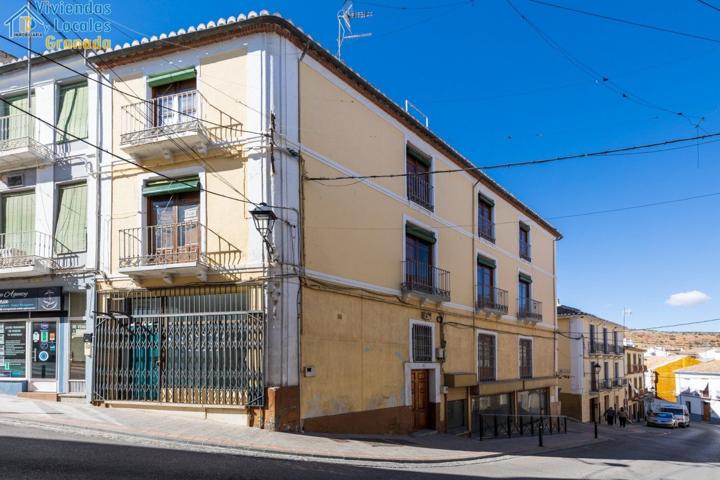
[412, 323, 433, 362]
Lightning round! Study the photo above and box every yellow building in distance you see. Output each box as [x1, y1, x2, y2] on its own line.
[646, 355, 702, 403]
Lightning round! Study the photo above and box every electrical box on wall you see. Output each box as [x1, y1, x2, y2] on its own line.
[303, 366, 316, 377]
[435, 347, 446, 360]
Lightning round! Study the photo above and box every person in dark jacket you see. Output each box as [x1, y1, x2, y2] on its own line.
[605, 406, 616, 426]
[619, 407, 628, 428]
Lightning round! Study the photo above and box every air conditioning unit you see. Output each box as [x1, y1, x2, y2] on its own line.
[6, 174, 24, 188]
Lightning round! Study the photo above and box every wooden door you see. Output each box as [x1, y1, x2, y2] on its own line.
[411, 369, 430, 430]
[703, 402, 711, 422]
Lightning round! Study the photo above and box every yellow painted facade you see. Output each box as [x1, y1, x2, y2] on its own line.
[91, 15, 562, 433]
[651, 356, 702, 403]
[299, 58, 561, 432]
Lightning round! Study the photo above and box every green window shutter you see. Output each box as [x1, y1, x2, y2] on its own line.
[143, 176, 200, 196]
[147, 68, 197, 88]
[5, 94, 34, 140]
[407, 146, 431, 167]
[56, 83, 89, 143]
[405, 223, 436, 244]
[519, 272, 533, 284]
[479, 193, 495, 207]
[477, 254, 496, 269]
[2, 191, 36, 251]
[54, 183, 87, 253]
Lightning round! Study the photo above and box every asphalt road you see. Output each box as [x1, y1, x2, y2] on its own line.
[0, 421, 718, 479]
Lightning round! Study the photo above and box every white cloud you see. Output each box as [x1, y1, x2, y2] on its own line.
[665, 290, 711, 307]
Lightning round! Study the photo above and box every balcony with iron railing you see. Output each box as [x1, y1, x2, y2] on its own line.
[406, 175, 433, 211]
[0, 114, 54, 171]
[478, 216, 495, 243]
[519, 240, 531, 261]
[0, 231, 72, 277]
[401, 260, 450, 302]
[476, 286, 508, 314]
[601, 378, 612, 390]
[517, 298, 542, 322]
[118, 221, 242, 281]
[119, 90, 242, 159]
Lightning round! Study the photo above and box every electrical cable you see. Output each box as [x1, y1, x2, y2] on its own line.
[304, 129, 720, 181]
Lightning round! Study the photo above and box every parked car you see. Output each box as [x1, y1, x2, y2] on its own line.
[659, 404, 691, 428]
[647, 412, 676, 428]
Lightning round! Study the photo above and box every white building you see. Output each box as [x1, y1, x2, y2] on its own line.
[675, 360, 720, 424]
[0, 50, 106, 399]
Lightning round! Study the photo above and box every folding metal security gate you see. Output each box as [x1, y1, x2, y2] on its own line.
[93, 285, 265, 406]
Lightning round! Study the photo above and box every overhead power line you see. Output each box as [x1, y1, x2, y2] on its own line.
[358, 0, 474, 10]
[304, 130, 720, 181]
[0, 97, 292, 211]
[697, 0, 720, 13]
[528, 0, 720, 45]
[505, 0, 702, 127]
[0, 32, 263, 139]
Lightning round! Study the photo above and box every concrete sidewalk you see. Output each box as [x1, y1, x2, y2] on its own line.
[0, 395, 610, 465]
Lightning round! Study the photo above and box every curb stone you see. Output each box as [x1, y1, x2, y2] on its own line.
[0, 415, 612, 468]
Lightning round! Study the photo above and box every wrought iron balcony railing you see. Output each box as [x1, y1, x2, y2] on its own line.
[520, 365, 532, 379]
[476, 286, 508, 314]
[0, 230, 75, 273]
[401, 260, 450, 301]
[118, 221, 241, 273]
[478, 216, 495, 242]
[601, 378, 612, 389]
[519, 240, 531, 261]
[0, 114, 54, 169]
[120, 90, 242, 148]
[591, 377, 599, 392]
[517, 298, 542, 322]
[406, 174, 433, 211]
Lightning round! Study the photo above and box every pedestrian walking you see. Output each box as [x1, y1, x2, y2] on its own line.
[619, 407, 628, 428]
[605, 407, 615, 426]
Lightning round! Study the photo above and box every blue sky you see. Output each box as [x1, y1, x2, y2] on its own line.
[2, 0, 718, 331]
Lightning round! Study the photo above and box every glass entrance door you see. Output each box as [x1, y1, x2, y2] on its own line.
[31, 321, 57, 380]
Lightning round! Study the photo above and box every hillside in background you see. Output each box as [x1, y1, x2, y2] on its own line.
[627, 330, 720, 352]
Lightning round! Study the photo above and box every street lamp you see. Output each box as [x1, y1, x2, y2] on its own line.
[250, 203, 278, 260]
[593, 363, 602, 434]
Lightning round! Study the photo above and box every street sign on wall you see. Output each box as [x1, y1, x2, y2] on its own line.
[0, 287, 62, 312]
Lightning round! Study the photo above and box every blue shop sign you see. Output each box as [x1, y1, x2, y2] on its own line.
[0, 287, 62, 312]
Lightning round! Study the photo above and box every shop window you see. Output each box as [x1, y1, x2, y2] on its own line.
[0, 321, 26, 378]
[447, 399, 467, 430]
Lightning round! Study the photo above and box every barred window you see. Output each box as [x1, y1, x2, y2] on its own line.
[412, 323, 433, 362]
[478, 334, 496, 381]
[519, 338, 532, 379]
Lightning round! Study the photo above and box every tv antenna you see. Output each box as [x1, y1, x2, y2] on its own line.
[337, 1, 373, 58]
[405, 99, 429, 128]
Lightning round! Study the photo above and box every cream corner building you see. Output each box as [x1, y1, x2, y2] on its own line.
[557, 306, 627, 422]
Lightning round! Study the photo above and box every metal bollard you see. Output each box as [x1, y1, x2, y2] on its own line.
[594, 420, 598, 439]
[538, 419, 544, 447]
[494, 415, 498, 437]
[508, 416, 512, 438]
[530, 416, 534, 435]
[564, 416, 567, 434]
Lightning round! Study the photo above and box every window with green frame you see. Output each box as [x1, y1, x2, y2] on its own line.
[54, 183, 87, 253]
[56, 82, 88, 143]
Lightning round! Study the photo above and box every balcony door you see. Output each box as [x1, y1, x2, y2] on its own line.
[405, 232, 434, 293]
[518, 278, 531, 312]
[477, 263, 494, 305]
[152, 79, 197, 128]
[148, 191, 200, 265]
[1, 190, 35, 258]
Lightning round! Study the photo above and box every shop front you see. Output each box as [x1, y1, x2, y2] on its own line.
[0, 287, 64, 394]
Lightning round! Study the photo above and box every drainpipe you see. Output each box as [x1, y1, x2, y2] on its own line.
[470, 178, 480, 433]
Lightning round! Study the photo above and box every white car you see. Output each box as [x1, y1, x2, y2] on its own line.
[659, 404, 691, 428]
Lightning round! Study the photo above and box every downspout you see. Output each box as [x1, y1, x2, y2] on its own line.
[296, 39, 309, 432]
[470, 178, 480, 433]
